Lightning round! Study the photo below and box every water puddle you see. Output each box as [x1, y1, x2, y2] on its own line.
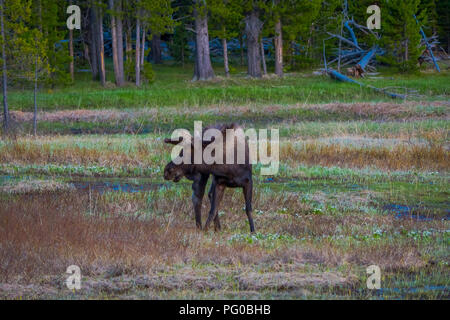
[70, 179, 165, 194]
[376, 285, 449, 296]
[383, 204, 450, 221]
[357, 285, 449, 299]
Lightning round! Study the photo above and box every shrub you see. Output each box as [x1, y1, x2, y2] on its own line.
[125, 51, 155, 84]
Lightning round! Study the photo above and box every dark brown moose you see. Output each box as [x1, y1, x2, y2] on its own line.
[163, 124, 254, 233]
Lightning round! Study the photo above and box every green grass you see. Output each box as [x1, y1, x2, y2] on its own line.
[7, 63, 450, 112]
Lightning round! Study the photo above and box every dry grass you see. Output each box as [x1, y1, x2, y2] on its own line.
[313, 101, 449, 120]
[10, 110, 137, 123]
[0, 189, 437, 283]
[1, 185, 446, 299]
[0, 139, 164, 168]
[282, 142, 449, 171]
[0, 192, 200, 282]
[1, 134, 448, 172]
[1, 191, 285, 283]
[9, 101, 449, 124]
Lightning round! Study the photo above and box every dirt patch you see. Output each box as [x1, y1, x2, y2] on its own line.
[0, 179, 75, 194]
[236, 271, 353, 290]
[10, 110, 136, 123]
[0, 283, 58, 299]
[313, 101, 450, 119]
[0, 266, 354, 299]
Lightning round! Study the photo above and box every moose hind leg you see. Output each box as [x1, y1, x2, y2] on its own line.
[204, 182, 225, 231]
[214, 214, 221, 231]
[208, 178, 222, 231]
[243, 182, 255, 233]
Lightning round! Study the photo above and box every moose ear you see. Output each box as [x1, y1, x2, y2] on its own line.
[202, 136, 215, 147]
[164, 137, 183, 145]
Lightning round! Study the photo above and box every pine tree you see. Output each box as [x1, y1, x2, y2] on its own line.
[169, 25, 190, 67]
[436, 0, 449, 53]
[309, 0, 342, 63]
[265, 0, 321, 74]
[140, 0, 174, 67]
[0, 0, 49, 134]
[1, 0, 34, 133]
[209, 0, 243, 77]
[38, 0, 72, 87]
[128, 0, 174, 86]
[419, 0, 438, 30]
[379, 0, 425, 72]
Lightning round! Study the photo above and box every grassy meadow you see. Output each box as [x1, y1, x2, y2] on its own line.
[0, 63, 449, 299]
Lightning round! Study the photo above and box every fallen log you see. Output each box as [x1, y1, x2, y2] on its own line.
[327, 69, 406, 99]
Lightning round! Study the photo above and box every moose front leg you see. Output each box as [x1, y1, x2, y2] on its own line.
[204, 180, 225, 232]
[192, 174, 209, 229]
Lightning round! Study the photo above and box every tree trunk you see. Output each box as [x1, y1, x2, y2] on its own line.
[193, 39, 198, 77]
[89, 7, 99, 80]
[33, 55, 38, 136]
[116, 0, 124, 84]
[239, 34, 244, 66]
[83, 43, 90, 69]
[447, 34, 449, 54]
[0, 0, 8, 132]
[135, 16, 141, 86]
[405, 38, 409, 62]
[193, 6, 215, 81]
[152, 34, 162, 64]
[81, 6, 92, 72]
[69, 29, 74, 80]
[97, 8, 106, 86]
[125, 23, 132, 61]
[245, 10, 262, 78]
[290, 41, 295, 69]
[260, 40, 267, 76]
[403, 25, 409, 63]
[181, 43, 184, 67]
[222, 38, 229, 77]
[274, 18, 283, 77]
[141, 28, 145, 69]
[69, 0, 74, 81]
[109, 0, 121, 86]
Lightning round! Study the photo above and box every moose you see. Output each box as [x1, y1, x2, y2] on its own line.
[163, 123, 255, 233]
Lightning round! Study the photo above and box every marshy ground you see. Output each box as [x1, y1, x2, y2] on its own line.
[0, 65, 449, 299]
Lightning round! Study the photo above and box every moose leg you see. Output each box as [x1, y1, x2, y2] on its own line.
[192, 174, 209, 229]
[214, 211, 222, 231]
[208, 179, 222, 231]
[243, 181, 255, 233]
[204, 180, 225, 231]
